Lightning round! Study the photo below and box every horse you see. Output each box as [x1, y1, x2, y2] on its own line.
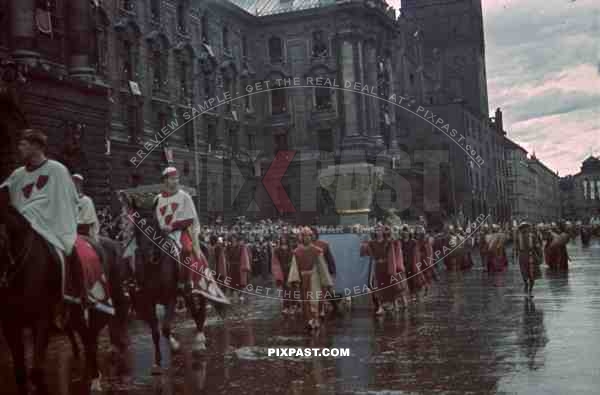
[0, 205, 126, 394]
[128, 215, 217, 374]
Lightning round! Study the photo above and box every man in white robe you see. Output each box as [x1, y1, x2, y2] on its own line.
[0, 129, 84, 320]
[1, 129, 79, 256]
[73, 173, 99, 241]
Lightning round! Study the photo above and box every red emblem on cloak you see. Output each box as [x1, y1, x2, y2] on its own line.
[36, 175, 49, 189]
[22, 183, 34, 199]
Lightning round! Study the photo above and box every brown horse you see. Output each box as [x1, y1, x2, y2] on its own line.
[0, 205, 126, 394]
[128, 214, 217, 374]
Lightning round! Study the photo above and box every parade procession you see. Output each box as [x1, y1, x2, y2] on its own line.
[2, 0, 600, 394]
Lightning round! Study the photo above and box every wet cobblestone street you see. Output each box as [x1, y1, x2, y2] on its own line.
[2, 239, 600, 394]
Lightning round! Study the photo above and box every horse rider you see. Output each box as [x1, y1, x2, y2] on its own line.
[154, 166, 203, 291]
[72, 174, 100, 242]
[0, 129, 85, 317]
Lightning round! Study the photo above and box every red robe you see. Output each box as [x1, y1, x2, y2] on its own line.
[361, 239, 400, 303]
[208, 244, 227, 281]
[313, 239, 336, 276]
[271, 245, 295, 309]
[225, 243, 251, 290]
[288, 244, 333, 323]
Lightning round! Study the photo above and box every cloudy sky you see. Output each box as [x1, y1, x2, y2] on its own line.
[387, 0, 600, 176]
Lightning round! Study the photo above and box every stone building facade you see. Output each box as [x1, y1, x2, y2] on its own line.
[560, 156, 600, 221]
[1, 0, 508, 224]
[504, 138, 561, 222]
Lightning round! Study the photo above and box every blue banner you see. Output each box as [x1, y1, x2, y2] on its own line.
[320, 233, 372, 296]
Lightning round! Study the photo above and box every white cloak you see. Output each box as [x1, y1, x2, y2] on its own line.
[155, 189, 200, 250]
[1, 160, 79, 255]
[77, 194, 99, 240]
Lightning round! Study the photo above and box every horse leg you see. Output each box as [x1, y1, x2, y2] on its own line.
[185, 293, 207, 352]
[2, 323, 27, 395]
[31, 318, 51, 395]
[66, 327, 81, 358]
[79, 313, 105, 392]
[148, 306, 163, 374]
[161, 300, 180, 353]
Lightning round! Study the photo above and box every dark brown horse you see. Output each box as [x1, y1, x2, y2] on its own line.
[129, 214, 214, 374]
[0, 205, 126, 394]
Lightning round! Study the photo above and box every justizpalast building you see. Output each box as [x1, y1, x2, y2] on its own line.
[0, 0, 512, 225]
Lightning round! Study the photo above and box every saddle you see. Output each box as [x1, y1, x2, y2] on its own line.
[63, 236, 115, 316]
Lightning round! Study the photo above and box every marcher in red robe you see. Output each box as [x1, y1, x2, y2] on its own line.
[207, 235, 227, 286]
[384, 226, 409, 310]
[287, 227, 333, 330]
[486, 225, 508, 273]
[225, 233, 251, 301]
[361, 226, 400, 315]
[400, 227, 426, 297]
[408, 227, 428, 297]
[311, 227, 341, 317]
[271, 234, 296, 314]
[545, 224, 570, 270]
[415, 226, 435, 295]
[445, 225, 462, 272]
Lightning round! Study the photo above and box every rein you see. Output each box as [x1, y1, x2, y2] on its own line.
[0, 230, 35, 288]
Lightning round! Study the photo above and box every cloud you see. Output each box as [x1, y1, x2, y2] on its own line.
[483, 0, 600, 175]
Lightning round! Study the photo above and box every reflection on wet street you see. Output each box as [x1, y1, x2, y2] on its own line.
[2, 240, 600, 394]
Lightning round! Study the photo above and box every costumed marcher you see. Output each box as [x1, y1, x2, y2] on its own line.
[225, 232, 252, 301]
[458, 226, 474, 271]
[544, 222, 570, 270]
[287, 227, 334, 330]
[312, 226, 341, 316]
[387, 226, 410, 310]
[480, 224, 490, 270]
[207, 235, 227, 285]
[271, 233, 296, 314]
[487, 224, 508, 273]
[515, 221, 543, 297]
[415, 226, 436, 295]
[361, 225, 401, 315]
[445, 225, 462, 272]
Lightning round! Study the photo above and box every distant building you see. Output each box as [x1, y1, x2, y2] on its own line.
[504, 139, 561, 222]
[560, 156, 600, 221]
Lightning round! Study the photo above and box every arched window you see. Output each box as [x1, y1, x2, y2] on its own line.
[222, 26, 229, 53]
[268, 37, 283, 64]
[583, 179, 588, 200]
[271, 88, 286, 114]
[150, 0, 160, 22]
[177, 1, 187, 34]
[93, 7, 110, 78]
[312, 31, 328, 57]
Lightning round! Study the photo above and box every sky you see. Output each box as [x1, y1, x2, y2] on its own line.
[386, 0, 600, 176]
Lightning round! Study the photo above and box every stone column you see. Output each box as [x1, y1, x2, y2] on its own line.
[341, 40, 359, 137]
[365, 43, 378, 135]
[10, 0, 39, 63]
[68, 0, 95, 78]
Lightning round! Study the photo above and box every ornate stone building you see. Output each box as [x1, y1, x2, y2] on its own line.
[1, 0, 508, 224]
[560, 156, 600, 221]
